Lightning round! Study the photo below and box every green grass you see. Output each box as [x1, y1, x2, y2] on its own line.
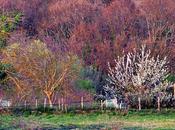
[1, 109, 175, 129]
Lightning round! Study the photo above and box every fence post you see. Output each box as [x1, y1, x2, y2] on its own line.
[174, 84, 175, 98]
[65, 104, 67, 113]
[138, 97, 141, 111]
[25, 100, 27, 110]
[120, 101, 122, 109]
[81, 97, 84, 109]
[61, 98, 64, 111]
[44, 98, 47, 110]
[8, 100, 10, 108]
[58, 99, 61, 110]
[100, 100, 103, 110]
[105, 100, 107, 108]
[157, 96, 160, 112]
[35, 99, 38, 109]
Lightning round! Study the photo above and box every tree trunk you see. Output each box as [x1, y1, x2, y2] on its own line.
[138, 86, 142, 111]
[44, 91, 53, 108]
[125, 93, 129, 110]
[48, 95, 53, 108]
[157, 96, 160, 112]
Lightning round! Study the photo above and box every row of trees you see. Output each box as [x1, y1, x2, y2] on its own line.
[0, 0, 175, 73]
[0, 0, 175, 108]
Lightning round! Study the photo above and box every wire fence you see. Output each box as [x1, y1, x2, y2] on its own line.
[1, 95, 175, 113]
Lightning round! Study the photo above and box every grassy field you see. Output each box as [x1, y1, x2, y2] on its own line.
[1, 109, 175, 130]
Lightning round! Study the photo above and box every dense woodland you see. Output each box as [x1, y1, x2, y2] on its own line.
[0, 0, 175, 108]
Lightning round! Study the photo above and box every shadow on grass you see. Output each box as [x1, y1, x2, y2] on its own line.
[0, 124, 116, 130]
[1, 126, 175, 130]
[122, 127, 148, 130]
[0, 126, 19, 130]
[36, 124, 106, 130]
[122, 127, 175, 130]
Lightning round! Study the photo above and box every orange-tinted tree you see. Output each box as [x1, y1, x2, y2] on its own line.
[3, 40, 81, 106]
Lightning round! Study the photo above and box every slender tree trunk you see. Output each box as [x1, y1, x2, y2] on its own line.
[146, 18, 152, 42]
[138, 87, 142, 111]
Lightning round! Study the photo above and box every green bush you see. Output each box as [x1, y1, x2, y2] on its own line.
[76, 79, 95, 93]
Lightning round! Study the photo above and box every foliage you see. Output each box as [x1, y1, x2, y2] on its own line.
[76, 79, 95, 93]
[0, 62, 11, 81]
[0, 12, 22, 85]
[165, 74, 175, 82]
[79, 66, 107, 94]
[2, 40, 81, 106]
[0, 12, 22, 48]
[1, 0, 175, 72]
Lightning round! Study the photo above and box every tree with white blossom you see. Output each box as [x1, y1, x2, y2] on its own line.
[106, 51, 136, 96]
[106, 45, 168, 109]
[132, 45, 167, 92]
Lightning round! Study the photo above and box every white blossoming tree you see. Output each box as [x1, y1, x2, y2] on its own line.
[106, 45, 168, 110]
[132, 45, 167, 93]
[106, 52, 136, 96]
